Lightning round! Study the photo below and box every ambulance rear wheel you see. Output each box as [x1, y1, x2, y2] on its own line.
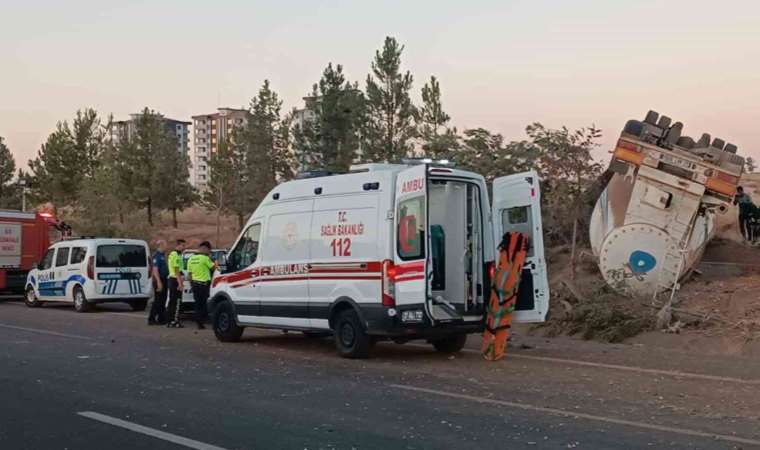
[432, 334, 468, 354]
[213, 301, 243, 342]
[334, 309, 371, 359]
[25, 288, 41, 308]
[73, 287, 91, 313]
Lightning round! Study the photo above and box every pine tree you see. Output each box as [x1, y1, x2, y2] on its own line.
[76, 143, 122, 236]
[234, 80, 295, 228]
[117, 108, 181, 226]
[154, 133, 196, 228]
[27, 108, 105, 209]
[28, 124, 79, 208]
[0, 137, 20, 209]
[293, 63, 365, 172]
[417, 76, 458, 158]
[363, 37, 417, 163]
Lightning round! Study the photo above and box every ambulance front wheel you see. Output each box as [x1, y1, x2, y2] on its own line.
[213, 301, 244, 342]
[432, 334, 468, 354]
[333, 309, 372, 359]
[25, 287, 42, 308]
[73, 286, 91, 313]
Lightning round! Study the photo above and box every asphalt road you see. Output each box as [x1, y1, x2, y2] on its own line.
[1, 300, 759, 450]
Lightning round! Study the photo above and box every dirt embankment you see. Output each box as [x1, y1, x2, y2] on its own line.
[534, 238, 760, 353]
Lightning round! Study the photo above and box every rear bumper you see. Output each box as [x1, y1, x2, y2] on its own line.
[362, 303, 483, 339]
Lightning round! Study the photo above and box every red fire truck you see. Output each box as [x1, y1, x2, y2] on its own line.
[0, 210, 70, 295]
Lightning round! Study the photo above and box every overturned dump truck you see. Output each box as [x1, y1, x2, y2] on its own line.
[590, 111, 744, 297]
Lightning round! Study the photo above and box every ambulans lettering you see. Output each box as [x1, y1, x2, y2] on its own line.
[267, 263, 309, 276]
[401, 178, 425, 194]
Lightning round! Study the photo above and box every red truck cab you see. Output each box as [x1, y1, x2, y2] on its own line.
[0, 210, 69, 294]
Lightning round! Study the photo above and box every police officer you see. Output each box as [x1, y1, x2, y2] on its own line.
[147, 239, 169, 325]
[187, 241, 218, 330]
[166, 239, 187, 328]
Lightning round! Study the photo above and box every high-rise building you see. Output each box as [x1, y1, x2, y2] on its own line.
[191, 108, 250, 189]
[110, 113, 191, 155]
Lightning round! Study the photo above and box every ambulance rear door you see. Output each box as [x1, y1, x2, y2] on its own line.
[491, 170, 549, 322]
[393, 165, 430, 322]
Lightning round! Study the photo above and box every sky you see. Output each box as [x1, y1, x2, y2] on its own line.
[1, 0, 759, 170]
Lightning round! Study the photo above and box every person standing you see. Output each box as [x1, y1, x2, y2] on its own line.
[166, 239, 187, 328]
[147, 240, 169, 325]
[734, 186, 754, 242]
[187, 241, 218, 330]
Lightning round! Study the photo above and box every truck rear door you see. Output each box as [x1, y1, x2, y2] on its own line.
[491, 170, 550, 322]
[393, 165, 429, 317]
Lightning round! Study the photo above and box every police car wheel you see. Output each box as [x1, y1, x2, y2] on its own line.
[25, 288, 41, 308]
[73, 287, 91, 313]
[432, 334, 468, 354]
[213, 301, 243, 342]
[334, 309, 371, 359]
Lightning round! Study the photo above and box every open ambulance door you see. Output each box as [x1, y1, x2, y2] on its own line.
[393, 165, 438, 324]
[491, 170, 550, 323]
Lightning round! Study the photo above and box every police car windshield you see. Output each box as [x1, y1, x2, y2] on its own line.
[96, 245, 147, 268]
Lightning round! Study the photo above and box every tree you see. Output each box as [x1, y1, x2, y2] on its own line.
[293, 63, 365, 172]
[417, 76, 458, 158]
[154, 133, 195, 228]
[746, 157, 756, 173]
[27, 108, 105, 209]
[233, 80, 295, 228]
[0, 137, 21, 209]
[76, 143, 123, 236]
[203, 138, 238, 242]
[117, 108, 180, 226]
[363, 37, 417, 163]
[28, 124, 78, 208]
[454, 128, 538, 184]
[526, 123, 603, 278]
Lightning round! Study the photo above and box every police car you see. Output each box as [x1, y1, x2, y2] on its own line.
[209, 161, 549, 358]
[25, 238, 152, 312]
[179, 248, 227, 309]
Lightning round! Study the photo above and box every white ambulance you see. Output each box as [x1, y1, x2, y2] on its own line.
[209, 162, 549, 358]
[25, 238, 152, 312]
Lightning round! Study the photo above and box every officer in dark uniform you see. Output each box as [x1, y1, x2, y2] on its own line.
[148, 240, 169, 325]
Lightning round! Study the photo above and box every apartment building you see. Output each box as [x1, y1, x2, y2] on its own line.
[191, 107, 249, 189]
[110, 113, 191, 155]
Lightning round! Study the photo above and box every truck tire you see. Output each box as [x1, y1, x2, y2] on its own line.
[432, 334, 468, 354]
[24, 287, 42, 308]
[212, 301, 243, 342]
[73, 286, 92, 313]
[333, 308, 372, 359]
[129, 299, 148, 311]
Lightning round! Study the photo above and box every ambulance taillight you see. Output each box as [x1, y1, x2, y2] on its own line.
[382, 260, 396, 307]
[87, 256, 95, 279]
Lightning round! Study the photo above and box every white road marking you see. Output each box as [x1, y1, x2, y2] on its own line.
[407, 343, 760, 385]
[78, 411, 227, 450]
[0, 323, 92, 340]
[391, 384, 760, 447]
[508, 353, 760, 385]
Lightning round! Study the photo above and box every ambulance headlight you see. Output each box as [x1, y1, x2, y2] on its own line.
[401, 309, 424, 323]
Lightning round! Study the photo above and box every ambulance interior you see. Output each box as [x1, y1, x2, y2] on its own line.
[428, 179, 486, 319]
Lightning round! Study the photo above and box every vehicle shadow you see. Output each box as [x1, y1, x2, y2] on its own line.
[236, 331, 474, 362]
